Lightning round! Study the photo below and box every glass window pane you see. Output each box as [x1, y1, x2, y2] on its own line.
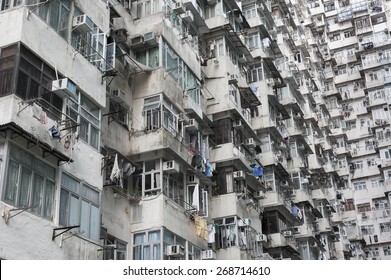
[80, 200, 90, 237]
[43, 180, 55, 220]
[61, 173, 79, 192]
[79, 117, 89, 143]
[4, 160, 19, 204]
[134, 233, 145, 244]
[32, 174, 44, 216]
[89, 205, 100, 241]
[143, 245, 150, 260]
[18, 167, 32, 207]
[82, 184, 99, 204]
[49, 0, 60, 31]
[59, 189, 69, 226]
[148, 230, 160, 242]
[90, 125, 99, 149]
[69, 194, 79, 226]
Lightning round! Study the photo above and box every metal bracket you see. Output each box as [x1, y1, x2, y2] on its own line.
[52, 225, 80, 241]
[2, 205, 37, 224]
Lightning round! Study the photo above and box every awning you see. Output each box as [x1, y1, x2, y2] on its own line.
[124, 55, 153, 75]
[0, 122, 72, 164]
[239, 87, 261, 109]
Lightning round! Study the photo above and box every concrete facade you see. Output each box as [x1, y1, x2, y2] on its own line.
[0, 0, 390, 260]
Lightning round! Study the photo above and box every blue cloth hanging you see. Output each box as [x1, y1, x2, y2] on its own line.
[252, 166, 263, 177]
[49, 126, 61, 140]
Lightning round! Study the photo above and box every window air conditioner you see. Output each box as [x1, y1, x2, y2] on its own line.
[283, 230, 293, 237]
[131, 35, 144, 47]
[111, 89, 126, 103]
[180, 10, 194, 22]
[52, 78, 77, 97]
[72, 14, 94, 33]
[238, 218, 252, 227]
[166, 245, 185, 257]
[233, 119, 243, 129]
[187, 175, 200, 184]
[228, 74, 238, 84]
[253, 191, 267, 199]
[233, 171, 245, 180]
[144, 32, 158, 46]
[173, 2, 185, 14]
[238, 54, 247, 63]
[185, 118, 199, 131]
[281, 180, 289, 187]
[163, 160, 180, 173]
[201, 250, 216, 260]
[112, 28, 128, 44]
[266, 78, 275, 86]
[245, 138, 255, 148]
[256, 234, 267, 243]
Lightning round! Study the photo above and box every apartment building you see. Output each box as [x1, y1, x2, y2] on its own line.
[0, 0, 390, 260]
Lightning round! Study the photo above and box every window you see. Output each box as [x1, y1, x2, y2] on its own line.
[188, 243, 201, 260]
[242, 3, 257, 19]
[246, 32, 260, 50]
[163, 229, 185, 260]
[13, 45, 64, 121]
[133, 230, 161, 260]
[109, 99, 129, 128]
[344, 199, 355, 211]
[67, 91, 100, 149]
[353, 181, 367, 191]
[360, 225, 375, 235]
[163, 172, 184, 206]
[136, 0, 159, 17]
[380, 222, 391, 233]
[3, 144, 55, 220]
[344, 29, 355, 38]
[214, 216, 238, 249]
[330, 33, 341, 42]
[102, 232, 127, 260]
[213, 118, 232, 145]
[324, 2, 335, 11]
[162, 40, 200, 104]
[357, 202, 371, 213]
[59, 173, 100, 241]
[247, 63, 263, 83]
[28, 0, 70, 39]
[229, 84, 239, 105]
[0, 44, 17, 97]
[186, 184, 208, 217]
[136, 47, 159, 68]
[142, 95, 179, 135]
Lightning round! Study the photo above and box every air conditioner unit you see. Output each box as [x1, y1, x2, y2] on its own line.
[187, 175, 199, 184]
[112, 28, 128, 44]
[166, 245, 185, 257]
[228, 74, 238, 84]
[180, 10, 194, 22]
[185, 118, 199, 131]
[201, 249, 216, 260]
[233, 171, 245, 180]
[245, 138, 256, 148]
[111, 89, 126, 103]
[163, 160, 180, 173]
[233, 119, 243, 129]
[266, 78, 275, 86]
[281, 180, 289, 187]
[238, 218, 252, 227]
[131, 35, 144, 47]
[173, 2, 185, 14]
[52, 78, 77, 97]
[238, 54, 247, 63]
[253, 191, 267, 199]
[144, 32, 158, 46]
[256, 234, 267, 242]
[283, 230, 293, 237]
[72, 14, 94, 33]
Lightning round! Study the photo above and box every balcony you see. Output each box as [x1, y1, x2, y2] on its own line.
[129, 127, 194, 166]
[209, 142, 252, 170]
[264, 232, 299, 254]
[293, 189, 313, 206]
[258, 150, 288, 171]
[317, 218, 332, 233]
[0, 95, 76, 164]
